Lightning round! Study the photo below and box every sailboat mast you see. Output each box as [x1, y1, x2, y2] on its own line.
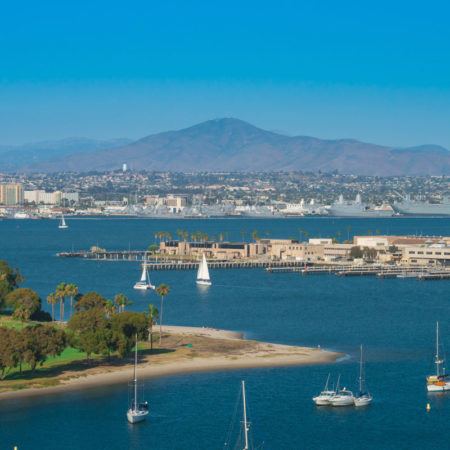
[359, 345, 363, 393]
[436, 321, 440, 376]
[242, 380, 249, 450]
[134, 333, 138, 411]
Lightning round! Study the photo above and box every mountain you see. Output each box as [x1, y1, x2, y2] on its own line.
[5, 119, 450, 175]
[0, 138, 132, 172]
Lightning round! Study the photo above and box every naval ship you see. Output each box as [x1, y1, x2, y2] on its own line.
[328, 194, 395, 217]
[393, 195, 450, 216]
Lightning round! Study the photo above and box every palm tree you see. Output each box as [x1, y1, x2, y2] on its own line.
[219, 233, 224, 242]
[251, 230, 258, 242]
[114, 293, 133, 313]
[66, 283, 78, 319]
[337, 230, 342, 242]
[144, 304, 159, 350]
[225, 232, 229, 242]
[104, 299, 117, 318]
[346, 225, 351, 242]
[241, 230, 246, 242]
[156, 284, 170, 345]
[190, 233, 196, 242]
[299, 228, 303, 241]
[56, 282, 68, 322]
[46, 292, 58, 321]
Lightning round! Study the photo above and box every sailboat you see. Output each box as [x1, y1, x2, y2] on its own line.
[127, 334, 149, 424]
[58, 214, 68, 229]
[426, 321, 450, 392]
[196, 253, 212, 286]
[223, 381, 264, 450]
[134, 261, 155, 290]
[313, 373, 336, 405]
[354, 345, 373, 407]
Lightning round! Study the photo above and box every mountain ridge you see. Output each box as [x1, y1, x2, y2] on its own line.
[3, 119, 449, 175]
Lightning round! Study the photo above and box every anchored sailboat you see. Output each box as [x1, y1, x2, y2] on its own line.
[354, 345, 372, 406]
[196, 253, 212, 286]
[127, 334, 149, 424]
[134, 261, 155, 290]
[426, 321, 450, 392]
[58, 214, 68, 229]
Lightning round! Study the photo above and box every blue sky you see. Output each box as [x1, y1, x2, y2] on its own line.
[1, 0, 450, 147]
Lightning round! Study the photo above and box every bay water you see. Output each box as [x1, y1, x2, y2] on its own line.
[0, 217, 449, 449]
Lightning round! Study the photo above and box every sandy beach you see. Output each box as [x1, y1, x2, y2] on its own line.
[0, 326, 344, 400]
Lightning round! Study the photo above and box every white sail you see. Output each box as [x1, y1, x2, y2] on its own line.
[140, 263, 147, 282]
[197, 253, 210, 281]
[58, 214, 68, 229]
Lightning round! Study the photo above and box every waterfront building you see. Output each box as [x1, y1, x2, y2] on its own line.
[0, 183, 24, 205]
[24, 190, 79, 205]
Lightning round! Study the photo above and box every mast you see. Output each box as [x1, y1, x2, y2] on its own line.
[242, 380, 249, 450]
[359, 345, 363, 393]
[134, 333, 138, 411]
[436, 321, 440, 377]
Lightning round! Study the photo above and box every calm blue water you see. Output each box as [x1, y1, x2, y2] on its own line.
[0, 217, 449, 449]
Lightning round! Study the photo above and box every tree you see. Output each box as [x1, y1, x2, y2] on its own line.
[110, 311, 148, 357]
[363, 247, 377, 261]
[219, 233, 224, 242]
[350, 246, 364, 259]
[148, 244, 159, 253]
[144, 304, 159, 350]
[67, 308, 108, 362]
[6, 288, 42, 319]
[241, 230, 246, 242]
[21, 325, 66, 372]
[337, 230, 342, 242]
[66, 284, 79, 319]
[0, 260, 24, 310]
[104, 299, 117, 318]
[346, 225, 351, 242]
[0, 327, 18, 379]
[388, 245, 399, 254]
[75, 291, 108, 311]
[114, 294, 133, 313]
[56, 282, 68, 322]
[156, 284, 170, 345]
[47, 293, 58, 321]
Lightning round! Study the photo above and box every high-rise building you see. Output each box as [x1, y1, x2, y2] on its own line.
[0, 183, 24, 205]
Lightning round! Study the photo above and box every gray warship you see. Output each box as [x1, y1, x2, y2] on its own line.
[328, 194, 395, 218]
[393, 195, 450, 216]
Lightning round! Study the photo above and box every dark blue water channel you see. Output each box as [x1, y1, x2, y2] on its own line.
[0, 217, 449, 449]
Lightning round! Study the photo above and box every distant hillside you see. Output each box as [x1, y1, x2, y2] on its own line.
[4, 119, 450, 175]
[0, 138, 132, 172]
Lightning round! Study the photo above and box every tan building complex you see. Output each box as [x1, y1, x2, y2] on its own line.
[0, 183, 24, 205]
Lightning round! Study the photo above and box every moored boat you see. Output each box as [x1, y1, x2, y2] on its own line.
[313, 373, 336, 406]
[426, 321, 450, 392]
[196, 253, 212, 286]
[354, 345, 372, 407]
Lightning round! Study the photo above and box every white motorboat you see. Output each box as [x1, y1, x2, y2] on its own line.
[426, 321, 450, 392]
[313, 374, 336, 406]
[134, 261, 155, 290]
[196, 253, 212, 286]
[330, 388, 355, 407]
[58, 214, 68, 229]
[127, 334, 149, 424]
[354, 345, 373, 407]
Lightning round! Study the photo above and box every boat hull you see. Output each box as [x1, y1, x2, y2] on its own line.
[134, 283, 155, 290]
[354, 396, 372, 407]
[427, 382, 450, 392]
[196, 279, 212, 286]
[127, 409, 148, 423]
[58, 226, 68, 229]
[330, 396, 354, 406]
[313, 397, 332, 406]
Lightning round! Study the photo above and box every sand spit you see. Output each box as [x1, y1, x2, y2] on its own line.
[0, 326, 343, 400]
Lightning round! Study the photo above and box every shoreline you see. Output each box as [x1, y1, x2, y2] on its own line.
[0, 326, 344, 401]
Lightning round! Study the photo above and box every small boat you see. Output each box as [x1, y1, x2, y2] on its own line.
[134, 261, 155, 290]
[58, 214, 68, 229]
[223, 380, 264, 449]
[196, 253, 212, 286]
[354, 345, 373, 407]
[426, 321, 450, 392]
[313, 373, 336, 406]
[127, 334, 149, 424]
[330, 387, 355, 407]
